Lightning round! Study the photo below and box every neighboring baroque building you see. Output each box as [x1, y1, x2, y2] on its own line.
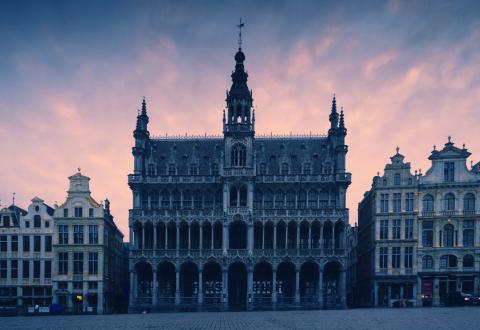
[52, 171, 128, 314]
[356, 139, 480, 307]
[0, 198, 54, 314]
[128, 43, 351, 311]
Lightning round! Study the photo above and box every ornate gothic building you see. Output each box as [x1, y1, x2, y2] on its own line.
[128, 44, 351, 311]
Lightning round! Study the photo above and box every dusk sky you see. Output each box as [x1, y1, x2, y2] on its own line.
[1, 0, 479, 240]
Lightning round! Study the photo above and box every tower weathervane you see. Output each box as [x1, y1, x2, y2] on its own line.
[237, 18, 244, 49]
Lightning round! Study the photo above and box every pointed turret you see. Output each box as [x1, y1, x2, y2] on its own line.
[133, 97, 150, 175]
[329, 94, 338, 129]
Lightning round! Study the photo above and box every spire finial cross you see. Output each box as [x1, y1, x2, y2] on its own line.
[396, 146, 400, 154]
[237, 18, 244, 49]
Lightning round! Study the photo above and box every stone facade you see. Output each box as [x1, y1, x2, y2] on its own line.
[0, 198, 53, 313]
[356, 139, 480, 307]
[128, 46, 351, 311]
[52, 171, 128, 314]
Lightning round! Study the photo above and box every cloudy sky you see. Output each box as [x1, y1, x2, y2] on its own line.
[1, 0, 479, 239]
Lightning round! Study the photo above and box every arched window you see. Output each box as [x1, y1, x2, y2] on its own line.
[463, 193, 475, 212]
[463, 255, 474, 268]
[183, 190, 192, 209]
[422, 194, 434, 212]
[193, 190, 202, 209]
[161, 190, 170, 208]
[231, 144, 246, 167]
[281, 163, 289, 175]
[444, 193, 455, 211]
[422, 255, 433, 269]
[443, 224, 455, 247]
[172, 190, 181, 209]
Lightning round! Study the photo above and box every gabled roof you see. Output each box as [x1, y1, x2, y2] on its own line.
[429, 137, 471, 160]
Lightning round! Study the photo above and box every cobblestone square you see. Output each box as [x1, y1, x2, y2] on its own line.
[1, 308, 477, 330]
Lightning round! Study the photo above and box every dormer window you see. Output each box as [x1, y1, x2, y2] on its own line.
[281, 162, 289, 175]
[444, 162, 455, 182]
[63, 209, 69, 218]
[394, 173, 401, 186]
[74, 207, 83, 218]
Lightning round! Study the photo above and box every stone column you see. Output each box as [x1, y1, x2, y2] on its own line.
[248, 222, 253, 252]
[152, 270, 158, 306]
[129, 271, 135, 306]
[318, 270, 324, 307]
[129, 227, 134, 248]
[340, 270, 347, 308]
[296, 222, 300, 250]
[142, 225, 145, 250]
[320, 224, 324, 251]
[223, 222, 228, 251]
[175, 269, 180, 305]
[273, 223, 277, 255]
[374, 281, 378, 307]
[331, 225, 335, 251]
[188, 222, 191, 250]
[387, 285, 392, 307]
[295, 268, 300, 303]
[247, 267, 253, 307]
[285, 225, 288, 249]
[223, 268, 228, 303]
[272, 270, 277, 304]
[176, 225, 180, 255]
[164, 223, 168, 249]
[400, 284, 404, 300]
[97, 281, 104, 314]
[199, 223, 203, 254]
[198, 267, 203, 304]
[433, 277, 440, 307]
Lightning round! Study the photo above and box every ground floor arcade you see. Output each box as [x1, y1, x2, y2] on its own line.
[129, 259, 346, 311]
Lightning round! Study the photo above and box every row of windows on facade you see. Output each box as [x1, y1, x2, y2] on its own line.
[132, 220, 345, 250]
[378, 246, 414, 269]
[57, 225, 99, 245]
[57, 251, 99, 275]
[138, 189, 338, 210]
[0, 259, 52, 279]
[379, 219, 414, 240]
[421, 220, 476, 247]
[379, 192, 476, 213]
[420, 254, 474, 269]
[1, 215, 49, 228]
[421, 193, 476, 212]
[0, 286, 52, 297]
[56, 280, 98, 291]
[62, 207, 96, 218]
[0, 235, 52, 253]
[382, 162, 456, 187]
[146, 158, 331, 176]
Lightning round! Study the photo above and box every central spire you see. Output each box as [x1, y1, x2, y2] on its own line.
[224, 20, 254, 134]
